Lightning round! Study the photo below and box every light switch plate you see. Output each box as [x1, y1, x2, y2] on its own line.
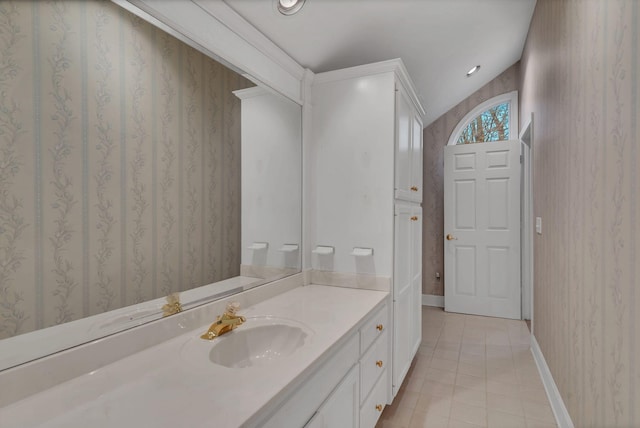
[536, 217, 542, 235]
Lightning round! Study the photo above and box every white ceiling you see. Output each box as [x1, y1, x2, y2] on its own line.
[222, 0, 536, 127]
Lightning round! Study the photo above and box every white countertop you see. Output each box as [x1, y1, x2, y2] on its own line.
[0, 285, 388, 428]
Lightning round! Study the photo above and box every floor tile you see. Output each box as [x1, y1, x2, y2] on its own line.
[453, 385, 487, 407]
[433, 348, 460, 362]
[521, 401, 556, 424]
[486, 392, 523, 416]
[455, 373, 486, 391]
[380, 308, 557, 428]
[409, 412, 449, 428]
[457, 361, 486, 378]
[450, 400, 487, 427]
[426, 367, 457, 385]
[421, 380, 455, 397]
[448, 419, 485, 428]
[430, 357, 458, 373]
[393, 390, 420, 410]
[486, 380, 520, 396]
[487, 409, 527, 428]
[415, 393, 452, 417]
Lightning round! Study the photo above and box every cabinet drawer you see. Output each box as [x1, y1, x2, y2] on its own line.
[360, 304, 388, 354]
[360, 368, 388, 428]
[360, 330, 388, 404]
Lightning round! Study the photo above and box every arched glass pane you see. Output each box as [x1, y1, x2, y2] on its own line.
[456, 102, 510, 144]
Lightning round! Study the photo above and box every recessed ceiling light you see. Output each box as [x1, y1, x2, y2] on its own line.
[466, 65, 481, 77]
[277, 0, 306, 15]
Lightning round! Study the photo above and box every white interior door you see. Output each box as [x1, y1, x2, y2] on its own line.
[444, 141, 521, 319]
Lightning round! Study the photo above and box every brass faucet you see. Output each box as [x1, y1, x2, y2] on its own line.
[162, 293, 183, 317]
[200, 302, 246, 340]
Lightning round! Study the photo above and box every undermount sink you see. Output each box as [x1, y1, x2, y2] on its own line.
[181, 316, 312, 369]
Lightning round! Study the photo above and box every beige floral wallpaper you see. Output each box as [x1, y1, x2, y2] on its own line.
[422, 63, 520, 296]
[0, 1, 251, 339]
[520, 0, 639, 426]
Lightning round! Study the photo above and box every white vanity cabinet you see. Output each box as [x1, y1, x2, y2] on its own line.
[306, 303, 390, 428]
[260, 301, 389, 428]
[311, 59, 425, 405]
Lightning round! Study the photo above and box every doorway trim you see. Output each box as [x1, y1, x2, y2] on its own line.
[519, 113, 534, 330]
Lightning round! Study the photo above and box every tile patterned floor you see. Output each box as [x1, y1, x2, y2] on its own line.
[376, 307, 558, 428]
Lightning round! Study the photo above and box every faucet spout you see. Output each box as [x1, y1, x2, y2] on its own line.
[200, 302, 246, 340]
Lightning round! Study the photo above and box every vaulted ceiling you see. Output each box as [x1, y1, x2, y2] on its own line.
[222, 0, 536, 127]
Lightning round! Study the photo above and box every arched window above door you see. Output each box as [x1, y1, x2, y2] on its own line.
[447, 91, 518, 146]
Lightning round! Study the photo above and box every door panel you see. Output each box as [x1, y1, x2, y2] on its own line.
[454, 152, 476, 170]
[487, 178, 509, 229]
[487, 246, 509, 297]
[454, 246, 476, 296]
[455, 180, 476, 229]
[444, 140, 521, 319]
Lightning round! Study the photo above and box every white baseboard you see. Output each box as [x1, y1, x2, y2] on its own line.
[530, 336, 574, 428]
[422, 294, 444, 308]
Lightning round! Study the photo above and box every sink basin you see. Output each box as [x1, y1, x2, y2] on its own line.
[181, 317, 312, 369]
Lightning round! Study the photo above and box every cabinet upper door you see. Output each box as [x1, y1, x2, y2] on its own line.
[394, 84, 413, 201]
[411, 113, 423, 203]
[395, 84, 423, 203]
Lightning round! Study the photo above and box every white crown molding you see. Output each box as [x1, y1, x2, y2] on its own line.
[313, 58, 426, 121]
[232, 86, 270, 100]
[192, 0, 305, 81]
[531, 336, 575, 428]
[120, 0, 304, 104]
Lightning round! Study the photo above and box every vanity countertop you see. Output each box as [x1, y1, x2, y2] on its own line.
[0, 284, 388, 428]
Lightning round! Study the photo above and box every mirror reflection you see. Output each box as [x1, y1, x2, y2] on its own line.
[0, 0, 301, 370]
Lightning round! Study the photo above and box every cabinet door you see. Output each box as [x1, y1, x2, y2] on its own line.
[393, 203, 422, 396]
[410, 114, 423, 203]
[393, 203, 413, 395]
[305, 365, 359, 428]
[394, 84, 413, 201]
[410, 206, 422, 356]
[395, 84, 423, 203]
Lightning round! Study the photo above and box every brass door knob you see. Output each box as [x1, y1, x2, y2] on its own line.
[376, 360, 383, 368]
[446, 234, 457, 241]
[376, 324, 384, 331]
[410, 216, 418, 221]
[375, 404, 383, 412]
[410, 186, 418, 191]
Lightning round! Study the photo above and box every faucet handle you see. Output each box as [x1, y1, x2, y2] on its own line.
[226, 301, 240, 315]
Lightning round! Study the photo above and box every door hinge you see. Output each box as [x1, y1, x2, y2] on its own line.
[520, 154, 524, 164]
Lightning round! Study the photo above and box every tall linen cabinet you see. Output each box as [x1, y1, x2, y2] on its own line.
[310, 59, 424, 402]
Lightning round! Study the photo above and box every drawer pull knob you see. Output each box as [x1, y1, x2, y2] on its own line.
[410, 216, 418, 221]
[376, 324, 384, 331]
[410, 186, 418, 191]
[376, 360, 383, 368]
[375, 404, 383, 412]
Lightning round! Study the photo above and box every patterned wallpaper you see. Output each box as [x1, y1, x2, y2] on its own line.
[422, 63, 520, 296]
[520, 0, 639, 426]
[0, 1, 252, 339]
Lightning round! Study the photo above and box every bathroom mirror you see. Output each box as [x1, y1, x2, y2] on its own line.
[0, 0, 301, 370]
